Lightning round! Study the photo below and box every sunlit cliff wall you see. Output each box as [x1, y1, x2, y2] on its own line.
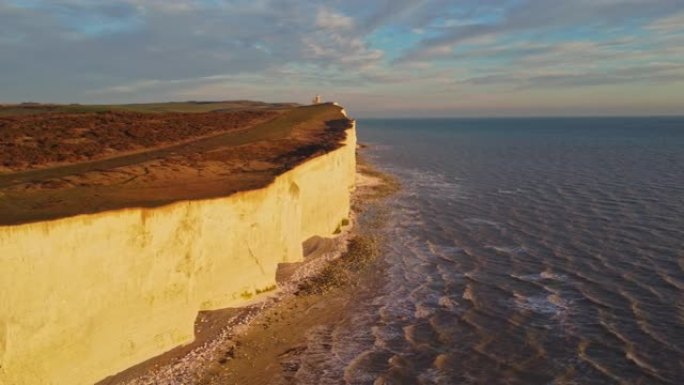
[0, 124, 356, 385]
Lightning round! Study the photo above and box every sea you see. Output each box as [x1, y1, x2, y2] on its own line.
[291, 117, 684, 385]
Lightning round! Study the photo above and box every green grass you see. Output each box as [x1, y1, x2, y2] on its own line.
[240, 290, 254, 300]
[197, 103, 340, 151]
[255, 285, 277, 294]
[0, 100, 299, 116]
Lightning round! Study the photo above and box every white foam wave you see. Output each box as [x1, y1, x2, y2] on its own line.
[463, 217, 501, 227]
[485, 245, 526, 254]
[513, 293, 568, 316]
[512, 271, 568, 282]
[497, 188, 523, 195]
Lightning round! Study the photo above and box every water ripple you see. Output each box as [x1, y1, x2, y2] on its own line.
[294, 119, 684, 384]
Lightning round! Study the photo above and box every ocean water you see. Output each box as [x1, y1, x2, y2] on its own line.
[298, 117, 684, 385]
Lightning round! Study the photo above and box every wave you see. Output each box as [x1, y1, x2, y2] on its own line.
[294, 120, 684, 384]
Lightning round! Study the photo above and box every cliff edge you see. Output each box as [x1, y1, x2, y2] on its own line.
[0, 102, 357, 385]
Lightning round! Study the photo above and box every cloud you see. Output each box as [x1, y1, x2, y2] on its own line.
[0, 1, 372, 96]
[398, 0, 684, 63]
[647, 10, 684, 33]
[6, 1, 144, 37]
[1, 0, 683, 115]
[316, 7, 354, 30]
[459, 63, 684, 88]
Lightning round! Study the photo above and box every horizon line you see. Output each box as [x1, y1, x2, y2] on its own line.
[2, 100, 682, 120]
[356, 114, 684, 119]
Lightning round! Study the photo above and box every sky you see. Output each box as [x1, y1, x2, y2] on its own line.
[1, 0, 683, 117]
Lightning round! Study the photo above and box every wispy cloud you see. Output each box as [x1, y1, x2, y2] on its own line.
[1, 0, 683, 116]
[315, 7, 354, 30]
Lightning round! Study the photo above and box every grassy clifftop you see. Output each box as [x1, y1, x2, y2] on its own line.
[0, 102, 353, 225]
[0, 100, 298, 116]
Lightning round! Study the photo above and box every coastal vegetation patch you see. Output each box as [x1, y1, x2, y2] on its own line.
[0, 110, 276, 170]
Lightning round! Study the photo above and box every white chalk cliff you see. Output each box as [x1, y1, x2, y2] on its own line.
[0, 122, 356, 385]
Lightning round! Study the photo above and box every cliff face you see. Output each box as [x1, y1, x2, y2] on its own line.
[0, 123, 356, 385]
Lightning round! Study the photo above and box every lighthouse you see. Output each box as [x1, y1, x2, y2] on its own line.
[312, 95, 322, 104]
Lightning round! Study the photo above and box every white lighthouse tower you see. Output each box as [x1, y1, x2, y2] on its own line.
[312, 95, 322, 104]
